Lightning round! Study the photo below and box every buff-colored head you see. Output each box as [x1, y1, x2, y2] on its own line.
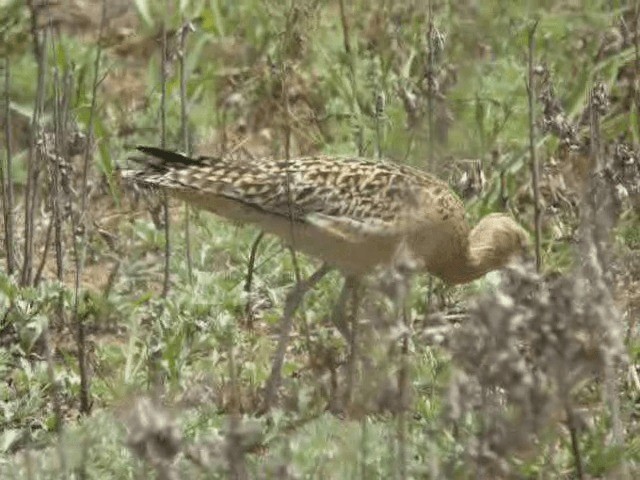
[469, 213, 530, 268]
[437, 213, 529, 285]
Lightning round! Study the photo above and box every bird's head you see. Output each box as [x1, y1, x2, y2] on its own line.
[468, 213, 530, 268]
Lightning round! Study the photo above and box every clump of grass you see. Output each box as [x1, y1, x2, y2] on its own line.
[446, 83, 632, 476]
[447, 255, 627, 477]
[125, 396, 182, 479]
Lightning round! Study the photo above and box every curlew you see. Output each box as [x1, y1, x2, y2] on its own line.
[121, 146, 529, 405]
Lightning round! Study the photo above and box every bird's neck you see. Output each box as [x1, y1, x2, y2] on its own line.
[434, 250, 486, 285]
[434, 241, 507, 285]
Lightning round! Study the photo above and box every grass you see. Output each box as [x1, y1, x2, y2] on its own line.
[1, 0, 639, 478]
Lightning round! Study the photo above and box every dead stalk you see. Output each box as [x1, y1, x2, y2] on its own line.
[526, 20, 542, 272]
[43, 125, 66, 475]
[282, 104, 302, 280]
[22, 1, 48, 286]
[51, 58, 71, 287]
[179, 19, 194, 284]
[565, 403, 584, 480]
[227, 340, 248, 480]
[425, 0, 438, 309]
[375, 90, 384, 159]
[338, 0, 364, 155]
[345, 278, 361, 406]
[2, 55, 15, 274]
[38, 27, 72, 473]
[589, 85, 628, 478]
[271, 2, 305, 400]
[33, 214, 53, 286]
[72, 0, 108, 415]
[161, 6, 171, 298]
[280, 4, 302, 279]
[634, 2, 640, 139]
[426, 0, 435, 169]
[396, 303, 410, 480]
[359, 417, 369, 480]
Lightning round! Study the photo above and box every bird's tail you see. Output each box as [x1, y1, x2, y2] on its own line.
[117, 146, 207, 190]
[134, 146, 206, 169]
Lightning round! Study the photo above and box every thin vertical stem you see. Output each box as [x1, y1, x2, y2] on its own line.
[22, 2, 48, 286]
[588, 88, 603, 171]
[566, 403, 584, 480]
[160, 3, 171, 298]
[281, 2, 302, 283]
[179, 19, 194, 284]
[2, 55, 15, 274]
[338, 0, 364, 155]
[426, 0, 435, 169]
[72, 0, 107, 415]
[424, 0, 437, 309]
[48, 30, 72, 283]
[634, 2, 640, 140]
[360, 417, 369, 480]
[396, 303, 410, 480]
[345, 277, 361, 406]
[604, 360, 628, 479]
[526, 20, 542, 272]
[375, 90, 384, 159]
[226, 340, 248, 480]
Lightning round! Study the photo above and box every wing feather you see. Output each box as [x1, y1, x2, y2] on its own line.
[122, 146, 447, 241]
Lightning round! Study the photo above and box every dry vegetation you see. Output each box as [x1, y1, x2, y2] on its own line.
[1, 0, 640, 478]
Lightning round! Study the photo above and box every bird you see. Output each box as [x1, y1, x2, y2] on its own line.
[122, 146, 529, 283]
[120, 146, 529, 406]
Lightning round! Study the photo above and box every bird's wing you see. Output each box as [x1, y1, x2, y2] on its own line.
[122, 146, 437, 242]
[303, 213, 417, 243]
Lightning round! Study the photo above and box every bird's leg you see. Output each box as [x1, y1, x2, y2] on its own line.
[263, 263, 332, 410]
[326, 275, 362, 409]
[344, 276, 362, 406]
[244, 231, 265, 325]
[328, 276, 354, 339]
[288, 246, 313, 349]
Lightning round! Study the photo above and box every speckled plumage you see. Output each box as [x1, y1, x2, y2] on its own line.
[122, 146, 528, 283]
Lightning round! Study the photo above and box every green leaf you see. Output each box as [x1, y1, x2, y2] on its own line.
[134, 0, 153, 28]
[0, 429, 22, 453]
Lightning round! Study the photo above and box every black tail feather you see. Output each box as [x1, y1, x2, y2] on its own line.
[131, 145, 213, 170]
[136, 145, 206, 167]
